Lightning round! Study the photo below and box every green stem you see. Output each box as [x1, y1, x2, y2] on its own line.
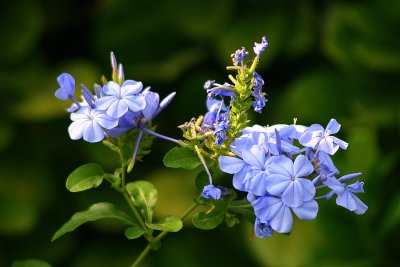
[131, 244, 151, 267]
[130, 203, 199, 267]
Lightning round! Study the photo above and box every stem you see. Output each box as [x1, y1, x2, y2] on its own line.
[143, 127, 181, 144]
[122, 188, 147, 230]
[131, 245, 151, 267]
[130, 203, 199, 267]
[194, 145, 213, 184]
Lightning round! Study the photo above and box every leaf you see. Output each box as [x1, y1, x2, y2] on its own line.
[146, 216, 183, 232]
[124, 225, 146, 239]
[66, 163, 104, 192]
[192, 210, 224, 230]
[195, 171, 209, 193]
[52, 202, 135, 241]
[163, 147, 201, 170]
[11, 259, 52, 267]
[126, 181, 158, 223]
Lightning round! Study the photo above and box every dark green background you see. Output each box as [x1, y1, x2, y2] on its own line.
[1, 0, 399, 266]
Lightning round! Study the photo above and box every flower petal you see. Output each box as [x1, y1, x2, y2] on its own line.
[103, 81, 121, 96]
[83, 121, 104, 142]
[293, 155, 313, 177]
[219, 156, 245, 174]
[325, 119, 341, 135]
[124, 95, 146, 112]
[292, 199, 318, 220]
[122, 80, 143, 95]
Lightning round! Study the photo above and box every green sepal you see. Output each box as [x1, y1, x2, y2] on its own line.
[52, 202, 136, 241]
[11, 259, 52, 267]
[124, 225, 146, 240]
[126, 180, 158, 223]
[192, 210, 225, 230]
[66, 163, 104, 192]
[163, 147, 201, 170]
[146, 215, 183, 232]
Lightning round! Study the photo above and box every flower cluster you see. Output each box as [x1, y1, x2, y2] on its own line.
[55, 53, 175, 143]
[218, 119, 367, 237]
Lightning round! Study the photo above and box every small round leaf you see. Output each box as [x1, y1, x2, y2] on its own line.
[66, 163, 104, 192]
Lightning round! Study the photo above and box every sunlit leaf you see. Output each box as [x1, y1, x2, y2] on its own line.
[146, 215, 183, 232]
[163, 147, 201, 170]
[124, 225, 146, 240]
[192, 210, 224, 230]
[52, 202, 135, 241]
[126, 181, 158, 223]
[66, 163, 104, 192]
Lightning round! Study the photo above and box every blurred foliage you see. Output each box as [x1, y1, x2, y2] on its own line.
[0, 0, 399, 266]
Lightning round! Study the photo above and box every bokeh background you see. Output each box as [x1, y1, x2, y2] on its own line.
[1, 0, 399, 266]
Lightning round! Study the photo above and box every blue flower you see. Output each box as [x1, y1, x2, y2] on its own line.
[206, 82, 235, 99]
[140, 90, 176, 124]
[252, 195, 318, 233]
[95, 80, 146, 118]
[253, 36, 268, 56]
[55, 73, 75, 100]
[324, 177, 368, 214]
[219, 146, 275, 196]
[214, 111, 230, 145]
[68, 106, 118, 143]
[231, 47, 249, 66]
[299, 119, 349, 155]
[266, 155, 316, 207]
[201, 184, 222, 200]
[254, 218, 274, 238]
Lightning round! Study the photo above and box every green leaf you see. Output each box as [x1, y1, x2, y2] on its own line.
[163, 147, 201, 170]
[195, 171, 209, 192]
[126, 181, 158, 223]
[225, 214, 240, 228]
[52, 202, 135, 241]
[124, 225, 146, 239]
[146, 215, 183, 232]
[12, 259, 52, 267]
[66, 163, 104, 192]
[192, 210, 224, 230]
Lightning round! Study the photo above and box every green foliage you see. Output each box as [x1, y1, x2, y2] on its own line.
[163, 147, 201, 170]
[124, 225, 146, 240]
[146, 216, 183, 232]
[11, 259, 52, 267]
[52, 202, 136, 241]
[192, 210, 225, 230]
[126, 181, 158, 223]
[66, 163, 104, 192]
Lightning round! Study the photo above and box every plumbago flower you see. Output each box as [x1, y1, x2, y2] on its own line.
[53, 37, 368, 267]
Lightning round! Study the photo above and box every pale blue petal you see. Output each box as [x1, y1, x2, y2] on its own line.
[298, 178, 316, 201]
[247, 171, 268, 196]
[219, 156, 245, 174]
[331, 136, 349, 149]
[270, 203, 293, 233]
[282, 181, 303, 207]
[347, 181, 364, 193]
[292, 199, 318, 220]
[242, 146, 265, 168]
[68, 121, 85, 140]
[106, 99, 128, 118]
[336, 191, 357, 211]
[270, 156, 293, 177]
[324, 177, 345, 194]
[265, 174, 291, 196]
[254, 218, 274, 238]
[83, 121, 104, 143]
[122, 80, 143, 95]
[233, 169, 248, 191]
[142, 91, 159, 120]
[351, 194, 368, 215]
[293, 155, 313, 177]
[125, 95, 146, 112]
[93, 110, 119, 129]
[95, 96, 117, 110]
[103, 81, 121, 96]
[325, 119, 340, 135]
